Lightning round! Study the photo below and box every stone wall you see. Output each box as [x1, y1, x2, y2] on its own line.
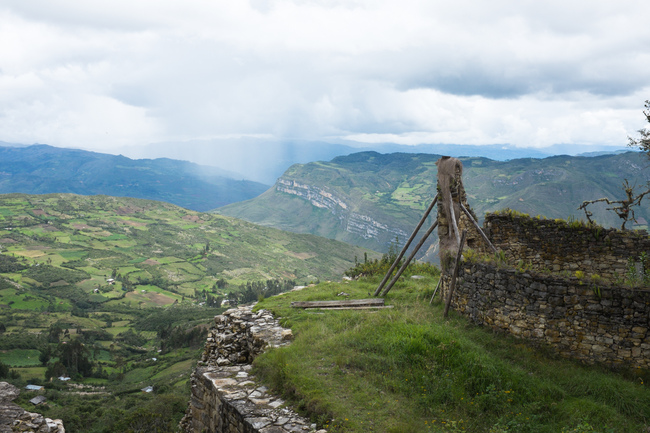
[441, 212, 650, 368]
[181, 306, 327, 433]
[442, 262, 650, 367]
[482, 213, 650, 280]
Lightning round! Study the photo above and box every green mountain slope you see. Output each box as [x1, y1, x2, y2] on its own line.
[0, 144, 268, 211]
[0, 193, 376, 312]
[218, 151, 650, 258]
[0, 193, 378, 431]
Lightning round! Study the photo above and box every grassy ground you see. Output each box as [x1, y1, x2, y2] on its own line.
[253, 275, 650, 433]
[0, 348, 41, 366]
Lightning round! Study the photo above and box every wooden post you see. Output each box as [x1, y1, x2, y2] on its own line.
[380, 219, 438, 297]
[443, 230, 467, 318]
[459, 202, 497, 253]
[429, 278, 442, 304]
[374, 194, 438, 296]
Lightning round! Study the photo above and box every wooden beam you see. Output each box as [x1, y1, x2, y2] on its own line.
[374, 194, 439, 296]
[380, 219, 438, 297]
[291, 299, 385, 309]
[444, 230, 467, 318]
[429, 278, 442, 304]
[459, 202, 497, 253]
[304, 306, 394, 310]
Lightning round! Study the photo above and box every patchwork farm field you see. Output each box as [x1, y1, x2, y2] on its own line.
[0, 192, 375, 432]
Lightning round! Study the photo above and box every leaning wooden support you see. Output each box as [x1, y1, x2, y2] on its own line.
[429, 278, 442, 304]
[459, 202, 497, 253]
[373, 194, 439, 296]
[380, 219, 439, 297]
[443, 230, 467, 318]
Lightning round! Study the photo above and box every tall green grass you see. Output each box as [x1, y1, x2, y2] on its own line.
[253, 277, 649, 432]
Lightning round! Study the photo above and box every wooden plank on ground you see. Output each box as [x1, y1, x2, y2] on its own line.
[304, 305, 394, 310]
[291, 298, 385, 309]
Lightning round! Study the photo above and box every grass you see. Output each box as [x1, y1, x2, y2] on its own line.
[252, 277, 650, 433]
[150, 358, 195, 381]
[0, 349, 41, 366]
[12, 366, 47, 381]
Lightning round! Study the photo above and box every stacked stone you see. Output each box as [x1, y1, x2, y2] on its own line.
[200, 307, 294, 367]
[182, 306, 327, 433]
[441, 262, 650, 368]
[482, 213, 650, 280]
[11, 412, 65, 433]
[0, 382, 64, 433]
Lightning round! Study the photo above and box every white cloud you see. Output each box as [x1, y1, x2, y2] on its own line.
[1, 0, 649, 151]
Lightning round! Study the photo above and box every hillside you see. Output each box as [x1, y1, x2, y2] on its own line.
[0, 193, 373, 293]
[218, 151, 650, 258]
[252, 275, 650, 432]
[0, 193, 376, 432]
[0, 144, 268, 211]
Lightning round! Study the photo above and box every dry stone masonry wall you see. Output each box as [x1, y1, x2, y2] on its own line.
[442, 213, 650, 368]
[443, 262, 650, 368]
[181, 306, 327, 433]
[482, 213, 650, 280]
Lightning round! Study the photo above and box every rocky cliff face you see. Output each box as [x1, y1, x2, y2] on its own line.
[277, 178, 408, 241]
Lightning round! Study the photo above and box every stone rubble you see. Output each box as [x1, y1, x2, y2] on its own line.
[0, 382, 64, 433]
[181, 306, 327, 433]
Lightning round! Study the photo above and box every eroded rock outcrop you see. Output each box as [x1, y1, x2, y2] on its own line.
[0, 382, 64, 433]
[276, 178, 408, 242]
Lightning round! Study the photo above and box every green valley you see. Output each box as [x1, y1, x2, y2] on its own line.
[0, 193, 376, 432]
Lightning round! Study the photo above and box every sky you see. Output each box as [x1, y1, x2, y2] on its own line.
[1, 0, 650, 155]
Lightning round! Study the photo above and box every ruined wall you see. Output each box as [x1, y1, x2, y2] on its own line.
[441, 262, 650, 368]
[181, 306, 326, 433]
[481, 213, 650, 280]
[441, 213, 650, 368]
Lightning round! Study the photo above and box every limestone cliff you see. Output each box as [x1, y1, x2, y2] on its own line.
[277, 178, 409, 241]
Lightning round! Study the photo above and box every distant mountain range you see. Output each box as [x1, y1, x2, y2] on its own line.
[3, 139, 629, 185]
[113, 138, 629, 184]
[2, 141, 644, 262]
[218, 151, 650, 259]
[0, 144, 268, 212]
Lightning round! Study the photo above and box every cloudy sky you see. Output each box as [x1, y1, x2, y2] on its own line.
[1, 0, 649, 155]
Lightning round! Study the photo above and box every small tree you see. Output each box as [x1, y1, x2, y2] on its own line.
[0, 361, 9, 379]
[39, 347, 52, 366]
[580, 100, 650, 229]
[628, 100, 650, 154]
[58, 339, 93, 377]
[579, 180, 650, 229]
